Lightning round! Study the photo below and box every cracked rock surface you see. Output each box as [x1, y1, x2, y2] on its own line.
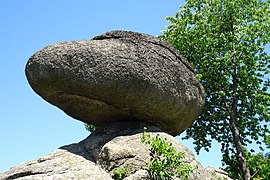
[25, 30, 205, 136]
[0, 122, 231, 180]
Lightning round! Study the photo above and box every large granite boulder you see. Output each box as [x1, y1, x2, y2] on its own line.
[0, 122, 231, 180]
[25, 30, 205, 136]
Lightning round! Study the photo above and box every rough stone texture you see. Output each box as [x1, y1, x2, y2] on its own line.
[25, 30, 205, 136]
[0, 149, 111, 180]
[1, 122, 231, 180]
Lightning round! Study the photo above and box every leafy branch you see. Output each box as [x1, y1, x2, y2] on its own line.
[141, 127, 194, 180]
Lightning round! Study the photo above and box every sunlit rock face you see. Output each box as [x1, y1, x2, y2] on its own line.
[0, 122, 231, 180]
[25, 30, 205, 136]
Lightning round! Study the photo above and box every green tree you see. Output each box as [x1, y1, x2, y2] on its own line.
[224, 147, 270, 179]
[160, 0, 270, 179]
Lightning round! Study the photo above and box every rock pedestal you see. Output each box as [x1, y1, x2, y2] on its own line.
[25, 30, 205, 136]
[0, 31, 230, 179]
[0, 122, 231, 180]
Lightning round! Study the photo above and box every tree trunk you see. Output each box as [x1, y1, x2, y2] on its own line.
[229, 113, 251, 180]
[230, 72, 251, 180]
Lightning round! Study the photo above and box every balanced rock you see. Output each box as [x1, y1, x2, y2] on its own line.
[0, 122, 231, 180]
[25, 30, 205, 136]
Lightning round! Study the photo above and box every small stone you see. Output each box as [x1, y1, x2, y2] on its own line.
[25, 30, 205, 136]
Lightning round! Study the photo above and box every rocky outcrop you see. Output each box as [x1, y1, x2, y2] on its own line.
[25, 30, 205, 136]
[2, 30, 231, 179]
[0, 122, 231, 180]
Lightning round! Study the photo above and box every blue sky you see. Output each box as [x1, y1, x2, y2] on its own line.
[1, 0, 267, 173]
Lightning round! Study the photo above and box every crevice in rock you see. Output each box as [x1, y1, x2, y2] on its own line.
[62, 92, 140, 123]
[5, 171, 45, 180]
[92, 30, 195, 74]
[148, 41, 195, 73]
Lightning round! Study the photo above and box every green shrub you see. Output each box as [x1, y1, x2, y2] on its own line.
[84, 123, 96, 133]
[141, 127, 194, 180]
[112, 167, 127, 180]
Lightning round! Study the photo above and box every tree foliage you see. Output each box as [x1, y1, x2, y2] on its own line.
[225, 136, 270, 179]
[160, 0, 270, 179]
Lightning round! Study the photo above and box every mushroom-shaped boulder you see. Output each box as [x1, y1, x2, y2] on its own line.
[25, 30, 205, 136]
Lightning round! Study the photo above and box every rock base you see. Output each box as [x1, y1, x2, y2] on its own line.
[1, 122, 231, 180]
